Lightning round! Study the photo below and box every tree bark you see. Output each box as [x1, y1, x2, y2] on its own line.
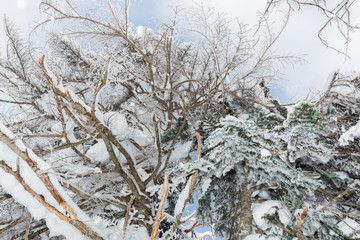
[236, 183, 253, 239]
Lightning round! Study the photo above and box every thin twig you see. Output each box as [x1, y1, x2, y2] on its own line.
[24, 216, 31, 240]
[123, 195, 135, 234]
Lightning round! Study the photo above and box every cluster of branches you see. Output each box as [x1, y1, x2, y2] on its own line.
[0, 0, 359, 239]
[264, 0, 360, 56]
[0, 0, 291, 239]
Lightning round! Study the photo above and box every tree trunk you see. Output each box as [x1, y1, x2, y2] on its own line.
[236, 183, 253, 239]
[237, 186, 253, 239]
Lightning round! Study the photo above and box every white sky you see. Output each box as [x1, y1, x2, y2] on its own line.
[1, 0, 360, 103]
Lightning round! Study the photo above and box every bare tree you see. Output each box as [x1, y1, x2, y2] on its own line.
[0, 0, 296, 239]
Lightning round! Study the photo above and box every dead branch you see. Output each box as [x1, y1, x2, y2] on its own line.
[39, 55, 147, 198]
[0, 218, 20, 234]
[91, 57, 111, 114]
[0, 160, 101, 239]
[0, 132, 103, 239]
[144, 112, 162, 185]
[295, 204, 310, 240]
[150, 172, 169, 240]
[316, 71, 339, 106]
[123, 195, 135, 235]
[319, 185, 354, 213]
[24, 216, 31, 240]
[60, 182, 127, 210]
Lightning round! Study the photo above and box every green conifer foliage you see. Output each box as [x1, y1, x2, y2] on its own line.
[194, 107, 332, 238]
[286, 103, 331, 164]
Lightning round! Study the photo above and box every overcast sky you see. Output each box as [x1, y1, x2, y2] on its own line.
[1, 0, 360, 103]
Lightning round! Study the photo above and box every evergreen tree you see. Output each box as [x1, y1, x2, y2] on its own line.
[190, 102, 360, 239]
